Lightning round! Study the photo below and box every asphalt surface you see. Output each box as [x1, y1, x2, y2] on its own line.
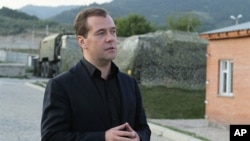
[0, 78, 171, 141]
[0, 78, 43, 141]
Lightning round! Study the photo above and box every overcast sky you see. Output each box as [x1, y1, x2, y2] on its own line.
[0, 0, 112, 9]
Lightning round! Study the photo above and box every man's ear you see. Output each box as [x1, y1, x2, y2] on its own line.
[77, 35, 87, 49]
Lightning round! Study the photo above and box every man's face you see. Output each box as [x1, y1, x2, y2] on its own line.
[80, 15, 117, 63]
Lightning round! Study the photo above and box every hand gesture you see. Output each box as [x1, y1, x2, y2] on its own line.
[105, 122, 140, 141]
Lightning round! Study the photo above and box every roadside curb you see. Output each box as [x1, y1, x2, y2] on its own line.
[148, 122, 203, 141]
[25, 82, 45, 92]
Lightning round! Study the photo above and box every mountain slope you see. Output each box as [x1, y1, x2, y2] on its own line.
[19, 5, 81, 19]
[4, 0, 250, 33]
[49, 0, 250, 31]
[0, 7, 59, 35]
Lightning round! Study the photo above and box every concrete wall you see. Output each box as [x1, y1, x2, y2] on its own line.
[205, 36, 250, 125]
[0, 50, 36, 66]
[0, 33, 42, 49]
[0, 50, 6, 62]
[0, 63, 26, 77]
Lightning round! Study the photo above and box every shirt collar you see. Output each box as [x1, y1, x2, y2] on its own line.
[81, 57, 119, 78]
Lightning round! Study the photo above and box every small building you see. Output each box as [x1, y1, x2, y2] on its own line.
[200, 22, 250, 127]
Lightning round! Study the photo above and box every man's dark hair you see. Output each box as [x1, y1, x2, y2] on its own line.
[74, 8, 108, 37]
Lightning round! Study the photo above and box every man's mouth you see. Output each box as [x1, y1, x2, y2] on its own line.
[105, 47, 116, 51]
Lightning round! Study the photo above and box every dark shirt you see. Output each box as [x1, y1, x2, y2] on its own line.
[81, 58, 122, 127]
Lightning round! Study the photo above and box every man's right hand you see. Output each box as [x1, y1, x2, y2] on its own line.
[105, 122, 139, 141]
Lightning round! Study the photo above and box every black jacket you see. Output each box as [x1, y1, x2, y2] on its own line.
[41, 60, 151, 141]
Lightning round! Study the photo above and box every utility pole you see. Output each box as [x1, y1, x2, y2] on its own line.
[32, 24, 36, 47]
[46, 25, 49, 36]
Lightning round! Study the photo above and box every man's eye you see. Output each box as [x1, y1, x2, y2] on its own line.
[97, 31, 105, 36]
[112, 30, 116, 34]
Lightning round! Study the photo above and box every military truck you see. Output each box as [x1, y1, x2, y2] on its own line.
[34, 33, 81, 78]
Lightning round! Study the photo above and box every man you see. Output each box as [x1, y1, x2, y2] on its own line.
[41, 7, 151, 141]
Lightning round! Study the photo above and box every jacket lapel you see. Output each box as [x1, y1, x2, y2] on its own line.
[69, 61, 110, 127]
[118, 73, 130, 123]
[118, 73, 137, 125]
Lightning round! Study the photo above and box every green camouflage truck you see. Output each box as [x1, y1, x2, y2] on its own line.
[34, 33, 81, 78]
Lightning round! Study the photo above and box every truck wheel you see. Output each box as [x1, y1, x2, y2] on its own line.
[48, 62, 54, 78]
[44, 62, 50, 78]
[54, 61, 61, 77]
[41, 61, 49, 78]
[41, 62, 45, 77]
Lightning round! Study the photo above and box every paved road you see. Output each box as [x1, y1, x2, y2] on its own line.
[0, 78, 171, 141]
[0, 78, 43, 141]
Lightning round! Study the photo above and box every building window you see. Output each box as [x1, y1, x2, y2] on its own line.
[219, 60, 233, 96]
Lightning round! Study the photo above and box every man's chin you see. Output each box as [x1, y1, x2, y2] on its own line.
[107, 55, 117, 61]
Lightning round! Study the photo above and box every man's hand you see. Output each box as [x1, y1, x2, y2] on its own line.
[105, 122, 140, 141]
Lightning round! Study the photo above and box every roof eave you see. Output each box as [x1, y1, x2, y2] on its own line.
[200, 29, 250, 40]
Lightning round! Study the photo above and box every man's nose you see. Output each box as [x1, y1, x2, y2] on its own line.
[106, 32, 116, 42]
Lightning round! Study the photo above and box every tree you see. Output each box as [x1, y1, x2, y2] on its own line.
[167, 13, 201, 32]
[114, 14, 155, 37]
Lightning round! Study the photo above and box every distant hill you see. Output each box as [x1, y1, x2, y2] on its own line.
[0, 7, 61, 35]
[2, 0, 250, 34]
[19, 5, 81, 19]
[31, 0, 250, 32]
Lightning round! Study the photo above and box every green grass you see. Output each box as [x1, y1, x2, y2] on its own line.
[32, 81, 205, 119]
[140, 85, 205, 119]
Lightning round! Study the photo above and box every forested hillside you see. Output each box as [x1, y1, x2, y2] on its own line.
[0, 7, 37, 35]
[19, 5, 81, 19]
[0, 7, 67, 35]
[50, 0, 250, 32]
[1, 0, 250, 35]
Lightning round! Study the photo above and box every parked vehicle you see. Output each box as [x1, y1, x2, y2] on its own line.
[34, 33, 81, 78]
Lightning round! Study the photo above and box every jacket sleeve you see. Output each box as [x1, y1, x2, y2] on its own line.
[133, 79, 151, 141]
[118, 72, 151, 141]
[41, 79, 105, 141]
